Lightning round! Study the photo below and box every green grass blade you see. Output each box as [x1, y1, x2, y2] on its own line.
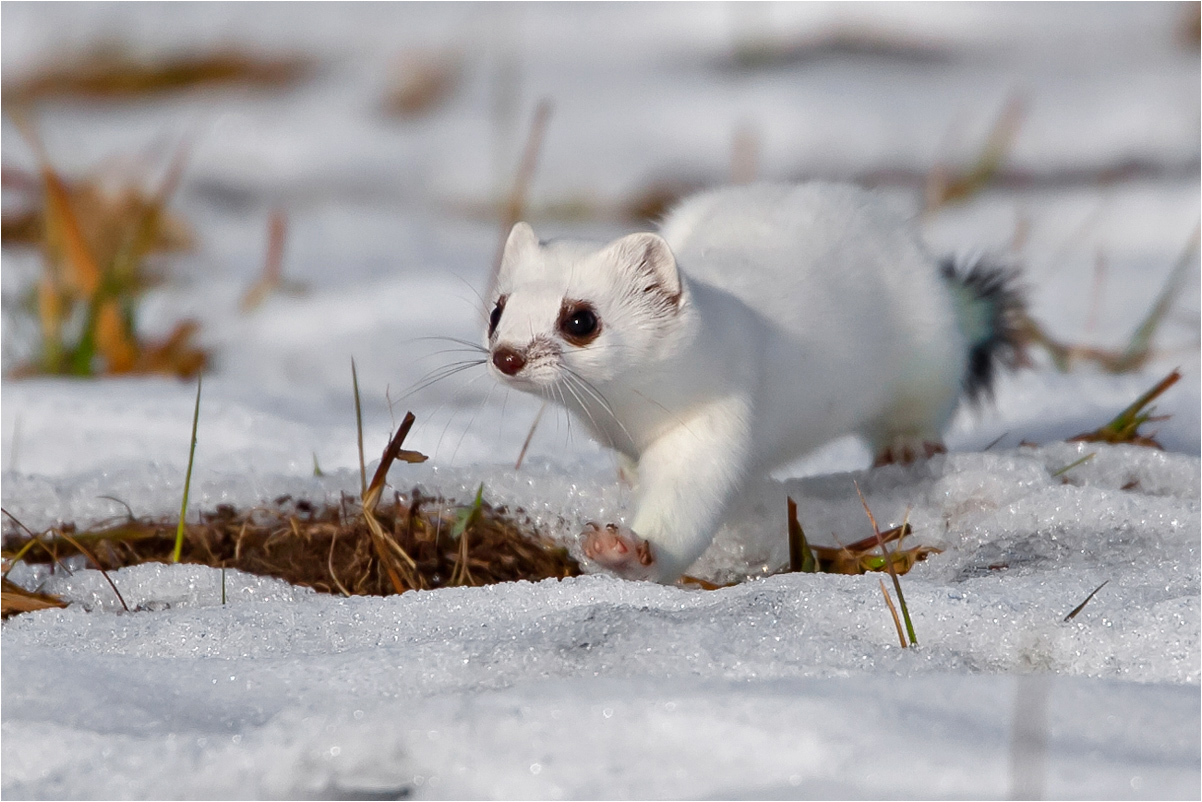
[1117, 228, 1199, 370]
[1050, 452, 1096, 477]
[891, 570, 918, 646]
[787, 497, 816, 573]
[172, 375, 202, 563]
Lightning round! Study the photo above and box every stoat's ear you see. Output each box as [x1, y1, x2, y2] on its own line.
[500, 222, 540, 276]
[604, 232, 682, 306]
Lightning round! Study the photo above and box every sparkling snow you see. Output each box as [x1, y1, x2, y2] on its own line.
[2, 4, 1199, 799]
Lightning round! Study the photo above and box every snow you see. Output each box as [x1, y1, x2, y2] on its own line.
[2, 3, 1199, 799]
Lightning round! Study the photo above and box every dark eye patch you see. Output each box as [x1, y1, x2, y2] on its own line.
[488, 296, 506, 338]
[558, 300, 601, 346]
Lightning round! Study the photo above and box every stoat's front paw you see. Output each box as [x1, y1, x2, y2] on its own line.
[581, 522, 657, 581]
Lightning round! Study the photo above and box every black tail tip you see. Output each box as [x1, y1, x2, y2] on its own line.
[941, 257, 1029, 403]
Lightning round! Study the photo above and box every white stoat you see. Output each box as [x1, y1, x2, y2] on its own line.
[484, 181, 1024, 582]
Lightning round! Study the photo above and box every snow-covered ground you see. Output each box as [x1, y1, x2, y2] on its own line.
[2, 3, 1199, 799]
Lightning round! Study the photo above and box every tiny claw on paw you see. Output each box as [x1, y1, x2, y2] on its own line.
[581, 522, 656, 579]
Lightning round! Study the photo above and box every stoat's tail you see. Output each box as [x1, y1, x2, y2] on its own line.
[940, 258, 1028, 402]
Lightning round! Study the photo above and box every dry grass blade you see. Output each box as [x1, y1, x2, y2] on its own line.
[726, 26, 952, 71]
[2, 509, 77, 579]
[1026, 229, 1198, 374]
[677, 575, 730, 590]
[926, 95, 1025, 211]
[352, 358, 368, 497]
[2, 538, 43, 580]
[361, 411, 428, 592]
[1068, 369, 1180, 448]
[55, 529, 130, 613]
[514, 402, 547, 471]
[2, 577, 67, 618]
[854, 483, 918, 646]
[240, 210, 290, 312]
[383, 49, 463, 118]
[1064, 580, 1109, 622]
[365, 412, 428, 498]
[485, 99, 554, 463]
[1112, 227, 1199, 372]
[488, 99, 553, 296]
[730, 122, 760, 184]
[879, 577, 906, 648]
[4, 46, 311, 104]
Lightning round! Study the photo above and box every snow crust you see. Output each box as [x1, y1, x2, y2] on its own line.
[2, 3, 1199, 799]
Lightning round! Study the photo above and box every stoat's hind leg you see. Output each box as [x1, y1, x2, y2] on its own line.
[617, 453, 639, 488]
[581, 522, 658, 581]
[864, 373, 958, 466]
[872, 435, 946, 467]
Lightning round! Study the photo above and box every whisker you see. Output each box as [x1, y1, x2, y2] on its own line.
[628, 386, 699, 441]
[399, 367, 489, 458]
[449, 272, 490, 316]
[411, 335, 490, 353]
[432, 370, 493, 465]
[563, 368, 638, 451]
[392, 360, 487, 405]
[413, 349, 492, 368]
[560, 375, 601, 443]
[553, 382, 575, 453]
[444, 375, 498, 468]
[559, 374, 626, 488]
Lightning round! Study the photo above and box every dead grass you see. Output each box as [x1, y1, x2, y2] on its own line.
[2, 490, 578, 605]
[382, 49, 463, 119]
[5, 119, 207, 378]
[1024, 229, 1199, 375]
[3, 44, 310, 105]
[1, 577, 68, 617]
[0, 407, 579, 616]
[1068, 368, 1181, 448]
[925, 95, 1025, 212]
[787, 496, 940, 577]
[724, 25, 953, 71]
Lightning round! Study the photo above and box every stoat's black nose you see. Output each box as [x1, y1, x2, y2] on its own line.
[492, 346, 526, 376]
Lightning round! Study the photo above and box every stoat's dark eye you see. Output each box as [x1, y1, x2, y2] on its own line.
[488, 296, 506, 338]
[558, 302, 600, 346]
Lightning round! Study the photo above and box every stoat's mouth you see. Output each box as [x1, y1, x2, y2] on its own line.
[488, 356, 563, 391]
[488, 337, 563, 390]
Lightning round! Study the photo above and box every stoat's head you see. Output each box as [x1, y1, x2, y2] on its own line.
[485, 221, 687, 392]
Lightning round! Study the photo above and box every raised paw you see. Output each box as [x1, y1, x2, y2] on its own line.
[581, 522, 657, 581]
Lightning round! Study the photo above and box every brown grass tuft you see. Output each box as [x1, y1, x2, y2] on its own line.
[1068, 368, 1180, 449]
[787, 496, 939, 576]
[7, 120, 207, 379]
[3, 491, 580, 599]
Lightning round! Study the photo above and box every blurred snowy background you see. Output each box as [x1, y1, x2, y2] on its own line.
[1, 3, 1199, 799]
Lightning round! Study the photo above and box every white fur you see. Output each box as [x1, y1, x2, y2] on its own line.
[486, 182, 967, 582]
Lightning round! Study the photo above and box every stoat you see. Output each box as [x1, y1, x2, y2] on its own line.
[484, 182, 1024, 582]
